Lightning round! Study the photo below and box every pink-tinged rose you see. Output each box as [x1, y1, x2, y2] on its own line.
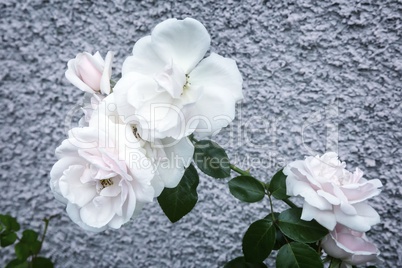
[284, 152, 382, 232]
[50, 123, 155, 232]
[322, 224, 379, 267]
[114, 18, 243, 141]
[65, 51, 114, 95]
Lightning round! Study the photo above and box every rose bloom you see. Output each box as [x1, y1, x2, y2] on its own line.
[65, 51, 114, 95]
[50, 125, 153, 232]
[50, 94, 193, 231]
[113, 18, 243, 141]
[89, 94, 194, 196]
[284, 152, 382, 232]
[322, 224, 379, 267]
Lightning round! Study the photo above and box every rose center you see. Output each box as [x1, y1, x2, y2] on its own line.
[154, 60, 189, 99]
[132, 126, 141, 139]
[100, 178, 113, 190]
[183, 74, 190, 91]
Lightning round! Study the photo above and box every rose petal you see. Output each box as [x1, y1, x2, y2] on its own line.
[341, 179, 382, 204]
[108, 181, 137, 229]
[65, 57, 96, 93]
[100, 51, 114, 95]
[66, 203, 106, 232]
[189, 53, 243, 101]
[301, 202, 337, 230]
[80, 196, 116, 228]
[286, 177, 332, 210]
[122, 36, 168, 76]
[151, 18, 211, 73]
[50, 156, 82, 203]
[156, 137, 194, 189]
[334, 202, 380, 232]
[317, 189, 341, 205]
[321, 233, 350, 260]
[59, 165, 97, 207]
[77, 53, 103, 91]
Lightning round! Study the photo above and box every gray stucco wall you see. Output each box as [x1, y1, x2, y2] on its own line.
[1, 0, 401, 267]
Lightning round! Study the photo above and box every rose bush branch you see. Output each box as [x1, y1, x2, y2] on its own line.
[0, 214, 56, 268]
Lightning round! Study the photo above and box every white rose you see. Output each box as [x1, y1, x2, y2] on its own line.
[50, 94, 194, 231]
[90, 94, 194, 197]
[50, 124, 155, 232]
[284, 152, 382, 232]
[322, 224, 379, 267]
[65, 51, 114, 95]
[113, 18, 243, 141]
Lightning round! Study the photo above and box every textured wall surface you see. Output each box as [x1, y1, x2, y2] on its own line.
[1, 0, 401, 267]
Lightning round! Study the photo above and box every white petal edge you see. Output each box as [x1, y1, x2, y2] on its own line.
[302, 202, 337, 230]
[190, 53, 243, 101]
[122, 36, 167, 76]
[100, 51, 114, 95]
[151, 18, 211, 73]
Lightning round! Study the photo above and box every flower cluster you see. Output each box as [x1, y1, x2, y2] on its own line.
[50, 18, 243, 232]
[49, 17, 382, 268]
[284, 152, 382, 267]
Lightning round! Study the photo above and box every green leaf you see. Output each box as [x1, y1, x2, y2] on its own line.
[242, 219, 276, 263]
[19, 229, 42, 254]
[1, 232, 18, 247]
[32, 257, 54, 268]
[30, 240, 42, 255]
[21, 230, 39, 243]
[329, 258, 342, 268]
[0, 214, 20, 232]
[276, 242, 323, 268]
[5, 259, 29, 268]
[229, 176, 265, 203]
[193, 140, 230, 178]
[224, 256, 268, 268]
[268, 169, 289, 200]
[157, 164, 199, 223]
[277, 208, 328, 243]
[273, 228, 289, 250]
[262, 213, 291, 250]
[15, 242, 31, 261]
[263, 212, 279, 221]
